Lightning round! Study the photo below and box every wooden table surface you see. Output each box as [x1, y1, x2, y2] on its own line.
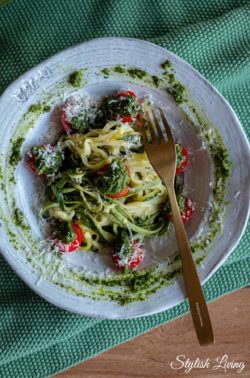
[56, 287, 250, 377]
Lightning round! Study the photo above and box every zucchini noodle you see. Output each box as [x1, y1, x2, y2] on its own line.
[42, 118, 169, 250]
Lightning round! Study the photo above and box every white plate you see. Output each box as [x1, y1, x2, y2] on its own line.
[0, 38, 249, 319]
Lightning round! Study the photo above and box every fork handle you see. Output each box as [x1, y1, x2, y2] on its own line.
[166, 183, 214, 346]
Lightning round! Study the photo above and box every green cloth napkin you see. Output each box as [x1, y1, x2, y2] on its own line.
[0, 1, 249, 377]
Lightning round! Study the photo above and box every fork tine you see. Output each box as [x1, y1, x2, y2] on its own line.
[137, 113, 148, 144]
[159, 108, 174, 143]
[152, 110, 165, 142]
[145, 112, 156, 143]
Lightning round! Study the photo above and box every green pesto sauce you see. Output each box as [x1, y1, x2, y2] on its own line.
[49, 253, 207, 305]
[9, 137, 25, 166]
[68, 68, 86, 88]
[127, 68, 147, 80]
[152, 75, 162, 87]
[53, 265, 174, 305]
[9, 102, 51, 170]
[0, 166, 3, 180]
[167, 83, 186, 104]
[101, 65, 163, 88]
[161, 60, 172, 71]
[194, 109, 231, 170]
[100, 63, 186, 104]
[187, 106, 232, 252]
[114, 65, 126, 74]
[50, 254, 202, 305]
[190, 106, 232, 187]
[12, 207, 30, 230]
[101, 67, 110, 76]
[161, 60, 187, 104]
[28, 103, 51, 114]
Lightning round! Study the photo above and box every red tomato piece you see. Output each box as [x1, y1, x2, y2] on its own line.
[54, 223, 83, 253]
[164, 196, 194, 223]
[61, 109, 73, 134]
[176, 145, 189, 174]
[112, 241, 143, 269]
[106, 186, 129, 198]
[117, 90, 137, 98]
[27, 144, 54, 176]
[97, 164, 110, 176]
[111, 113, 133, 123]
[111, 114, 134, 123]
[128, 242, 143, 269]
[27, 155, 37, 174]
[121, 115, 133, 123]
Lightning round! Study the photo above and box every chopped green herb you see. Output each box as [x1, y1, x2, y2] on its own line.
[13, 207, 29, 230]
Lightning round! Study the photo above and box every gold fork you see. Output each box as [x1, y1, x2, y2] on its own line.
[138, 109, 214, 346]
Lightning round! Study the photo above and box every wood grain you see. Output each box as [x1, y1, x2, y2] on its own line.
[56, 288, 250, 377]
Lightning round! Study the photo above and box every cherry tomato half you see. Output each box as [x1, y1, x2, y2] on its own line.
[27, 154, 38, 174]
[61, 110, 73, 134]
[54, 223, 83, 253]
[117, 90, 137, 98]
[176, 145, 188, 174]
[96, 164, 110, 176]
[164, 196, 194, 223]
[27, 144, 55, 176]
[121, 115, 133, 123]
[112, 241, 143, 269]
[115, 91, 138, 123]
